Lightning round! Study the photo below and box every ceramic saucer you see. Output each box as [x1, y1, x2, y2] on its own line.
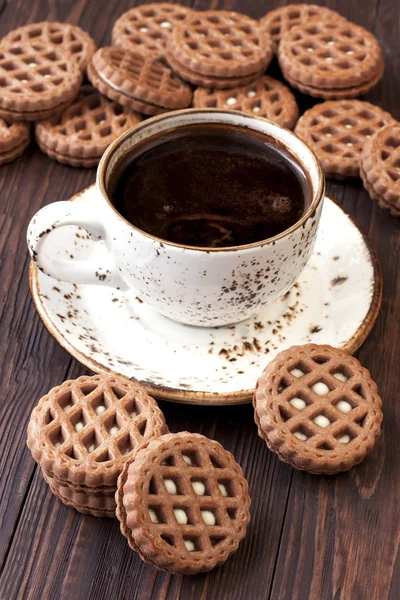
[29, 185, 381, 405]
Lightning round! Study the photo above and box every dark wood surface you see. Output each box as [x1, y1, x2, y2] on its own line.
[0, 1, 399, 598]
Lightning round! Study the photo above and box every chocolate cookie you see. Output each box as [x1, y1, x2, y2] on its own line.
[0, 118, 30, 165]
[193, 76, 299, 130]
[112, 3, 192, 58]
[166, 10, 273, 88]
[1, 22, 96, 72]
[261, 4, 345, 52]
[88, 47, 192, 116]
[254, 344, 383, 474]
[279, 18, 384, 99]
[361, 123, 400, 216]
[0, 40, 82, 121]
[36, 85, 142, 167]
[116, 432, 251, 574]
[294, 100, 395, 179]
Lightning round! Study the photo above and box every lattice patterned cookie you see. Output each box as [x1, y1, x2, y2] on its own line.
[112, 3, 192, 58]
[88, 47, 192, 116]
[44, 472, 116, 518]
[254, 344, 382, 474]
[361, 123, 400, 216]
[27, 374, 168, 490]
[0, 40, 82, 121]
[278, 18, 384, 99]
[116, 432, 251, 574]
[260, 4, 345, 52]
[166, 10, 273, 79]
[1, 22, 96, 72]
[294, 100, 395, 179]
[35, 85, 142, 167]
[193, 76, 299, 130]
[0, 118, 30, 165]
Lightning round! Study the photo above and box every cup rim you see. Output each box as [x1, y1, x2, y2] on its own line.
[97, 108, 325, 252]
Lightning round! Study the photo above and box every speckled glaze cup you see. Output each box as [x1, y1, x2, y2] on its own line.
[27, 109, 325, 327]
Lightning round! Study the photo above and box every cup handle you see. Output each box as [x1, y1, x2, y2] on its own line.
[27, 200, 127, 288]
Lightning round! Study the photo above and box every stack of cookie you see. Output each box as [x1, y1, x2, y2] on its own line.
[27, 374, 167, 517]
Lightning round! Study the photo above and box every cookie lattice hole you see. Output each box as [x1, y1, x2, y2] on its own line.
[309, 379, 333, 396]
[91, 392, 110, 416]
[183, 537, 201, 552]
[104, 413, 122, 437]
[95, 448, 113, 463]
[385, 136, 400, 149]
[330, 367, 352, 382]
[210, 536, 225, 548]
[64, 445, 81, 461]
[317, 440, 334, 451]
[161, 533, 176, 547]
[227, 507, 237, 521]
[191, 479, 209, 496]
[137, 419, 148, 436]
[292, 425, 313, 441]
[354, 413, 368, 428]
[210, 454, 223, 468]
[181, 451, 201, 466]
[335, 428, 355, 444]
[352, 384, 367, 399]
[43, 407, 57, 425]
[333, 397, 354, 414]
[148, 506, 166, 524]
[278, 376, 291, 392]
[48, 425, 66, 448]
[218, 479, 234, 497]
[279, 405, 293, 422]
[123, 399, 138, 418]
[69, 408, 88, 433]
[201, 509, 217, 526]
[82, 430, 100, 453]
[117, 433, 135, 455]
[289, 361, 311, 378]
[388, 170, 400, 182]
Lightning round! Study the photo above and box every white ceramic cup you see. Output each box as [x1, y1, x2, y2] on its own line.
[27, 109, 325, 327]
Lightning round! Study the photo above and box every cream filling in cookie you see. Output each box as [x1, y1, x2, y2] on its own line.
[174, 508, 188, 524]
[192, 481, 206, 495]
[336, 400, 352, 413]
[149, 508, 159, 523]
[109, 426, 119, 436]
[294, 431, 308, 441]
[313, 415, 331, 428]
[338, 434, 351, 444]
[184, 539, 195, 551]
[290, 368, 305, 378]
[95, 405, 106, 415]
[311, 382, 330, 396]
[75, 421, 84, 432]
[201, 510, 216, 525]
[289, 397, 306, 410]
[218, 483, 228, 496]
[182, 454, 192, 464]
[333, 372, 348, 382]
[164, 478, 177, 494]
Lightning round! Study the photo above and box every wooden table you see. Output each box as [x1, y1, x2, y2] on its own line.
[0, 1, 398, 598]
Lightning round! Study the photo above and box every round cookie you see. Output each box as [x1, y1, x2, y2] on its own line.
[88, 47, 192, 116]
[167, 51, 264, 90]
[44, 472, 116, 518]
[166, 10, 273, 79]
[1, 22, 96, 72]
[116, 432, 251, 574]
[112, 3, 192, 58]
[35, 85, 142, 167]
[361, 123, 400, 216]
[294, 100, 395, 179]
[261, 4, 346, 52]
[0, 40, 82, 121]
[278, 18, 384, 98]
[0, 118, 30, 165]
[193, 76, 299, 130]
[253, 344, 383, 474]
[27, 374, 168, 490]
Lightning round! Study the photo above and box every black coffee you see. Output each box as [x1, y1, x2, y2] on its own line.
[111, 123, 310, 248]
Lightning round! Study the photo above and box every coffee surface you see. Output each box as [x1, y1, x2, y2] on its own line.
[111, 123, 310, 248]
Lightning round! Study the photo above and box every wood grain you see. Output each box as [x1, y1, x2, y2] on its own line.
[0, 1, 399, 599]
